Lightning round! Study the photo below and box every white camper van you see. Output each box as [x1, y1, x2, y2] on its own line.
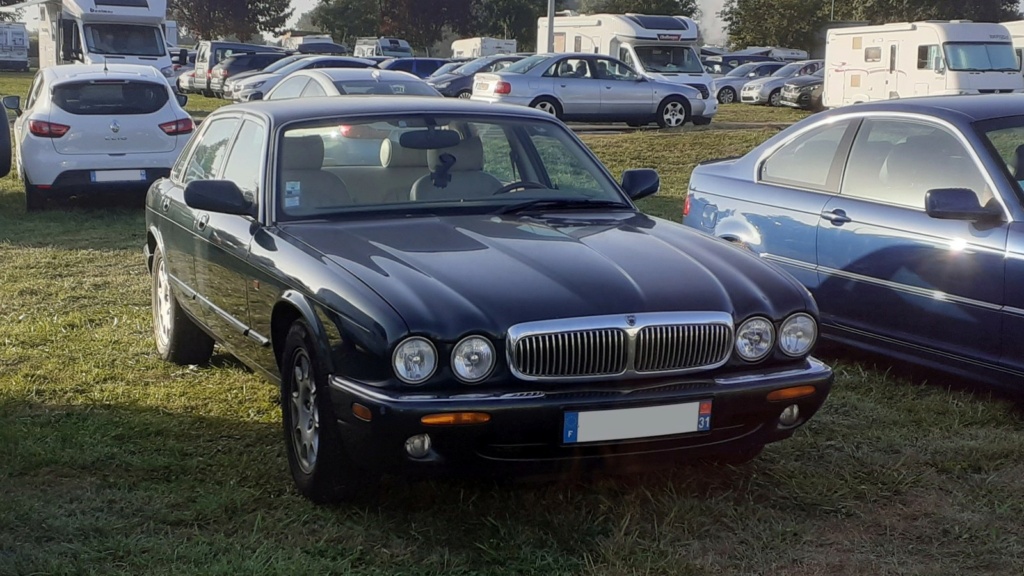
[353, 37, 413, 58]
[4, 0, 174, 83]
[537, 13, 717, 123]
[823, 20, 1023, 108]
[0, 22, 29, 71]
[451, 37, 517, 58]
[1002, 20, 1024, 70]
[282, 33, 335, 52]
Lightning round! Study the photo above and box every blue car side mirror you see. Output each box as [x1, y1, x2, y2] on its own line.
[925, 188, 1000, 221]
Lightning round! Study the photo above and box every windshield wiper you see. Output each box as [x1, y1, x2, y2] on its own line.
[493, 198, 632, 215]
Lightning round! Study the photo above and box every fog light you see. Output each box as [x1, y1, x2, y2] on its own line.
[404, 434, 432, 459]
[779, 404, 800, 426]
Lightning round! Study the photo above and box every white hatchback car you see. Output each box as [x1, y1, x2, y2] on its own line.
[6, 64, 194, 211]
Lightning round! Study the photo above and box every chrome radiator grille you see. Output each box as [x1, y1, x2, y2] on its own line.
[507, 312, 735, 381]
[513, 329, 627, 377]
[635, 324, 733, 373]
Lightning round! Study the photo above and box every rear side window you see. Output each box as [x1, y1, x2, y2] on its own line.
[760, 120, 852, 191]
[52, 81, 169, 115]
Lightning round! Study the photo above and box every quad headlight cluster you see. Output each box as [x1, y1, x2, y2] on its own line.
[393, 335, 496, 384]
[735, 313, 817, 362]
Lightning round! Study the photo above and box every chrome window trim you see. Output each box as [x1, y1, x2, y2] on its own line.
[505, 311, 735, 382]
[754, 110, 1013, 221]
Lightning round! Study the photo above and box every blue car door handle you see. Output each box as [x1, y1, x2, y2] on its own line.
[821, 209, 851, 225]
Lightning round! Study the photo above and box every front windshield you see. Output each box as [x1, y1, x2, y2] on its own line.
[84, 24, 164, 57]
[771, 62, 803, 77]
[944, 42, 1018, 72]
[430, 61, 464, 77]
[276, 57, 319, 76]
[725, 63, 758, 77]
[633, 46, 703, 73]
[333, 80, 440, 96]
[977, 116, 1024, 194]
[504, 54, 550, 74]
[263, 55, 308, 73]
[451, 57, 495, 76]
[276, 115, 627, 220]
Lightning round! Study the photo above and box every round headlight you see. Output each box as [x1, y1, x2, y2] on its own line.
[735, 317, 775, 361]
[393, 337, 437, 384]
[451, 336, 496, 383]
[779, 313, 817, 357]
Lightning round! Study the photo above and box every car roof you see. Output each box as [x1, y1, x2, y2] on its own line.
[819, 94, 1024, 123]
[304, 68, 424, 82]
[299, 55, 377, 66]
[215, 96, 562, 125]
[44, 63, 163, 82]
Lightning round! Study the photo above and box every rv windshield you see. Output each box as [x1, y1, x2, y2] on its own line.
[943, 42, 1018, 72]
[85, 24, 164, 57]
[633, 46, 703, 73]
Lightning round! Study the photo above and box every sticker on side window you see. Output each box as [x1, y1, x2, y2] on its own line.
[285, 181, 301, 208]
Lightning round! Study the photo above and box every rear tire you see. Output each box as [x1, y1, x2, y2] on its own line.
[151, 246, 214, 365]
[281, 320, 378, 504]
[717, 86, 736, 104]
[24, 178, 44, 212]
[530, 97, 562, 119]
[656, 96, 690, 128]
[456, 90, 472, 99]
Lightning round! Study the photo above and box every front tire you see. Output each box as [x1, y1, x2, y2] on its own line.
[530, 97, 562, 119]
[768, 89, 782, 107]
[151, 246, 214, 365]
[717, 86, 736, 104]
[281, 320, 377, 503]
[656, 96, 690, 128]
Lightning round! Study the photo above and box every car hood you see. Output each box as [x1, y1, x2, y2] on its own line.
[238, 72, 275, 85]
[227, 70, 263, 84]
[746, 77, 789, 90]
[280, 212, 813, 339]
[427, 72, 462, 85]
[717, 76, 755, 89]
[785, 75, 822, 88]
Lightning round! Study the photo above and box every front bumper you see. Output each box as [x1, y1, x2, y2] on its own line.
[327, 357, 833, 477]
[741, 88, 770, 104]
[696, 97, 717, 118]
[780, 91, 813, 108]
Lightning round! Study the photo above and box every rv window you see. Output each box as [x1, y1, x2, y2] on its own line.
[633, 45, 703, 73]
[917, 45, 940, 70]
[1017, 49, 1023, 71]
[864, 47, 881, 63]
[84, 24, 164, 57]
[574, 36, 582, 52]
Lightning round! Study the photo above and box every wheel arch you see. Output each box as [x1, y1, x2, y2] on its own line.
[529, 94, 562, 109]
[271, 291, 337, 374]
[145, 226, 165, 273]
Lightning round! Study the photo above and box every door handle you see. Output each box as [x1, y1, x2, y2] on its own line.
[161, 197, 171, 212]
[196, 213, 209, 231]
[559, 83, 567, 87]
[820, 209, 851, 225]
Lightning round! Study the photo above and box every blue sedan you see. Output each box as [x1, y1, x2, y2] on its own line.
[684, 95, 1024, 389]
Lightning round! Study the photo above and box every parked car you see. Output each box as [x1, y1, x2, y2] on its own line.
[705, 53, 780, 69]
[780, 67, 824, 111]
[713, 61, 786, 104]
[471, 53, 710, 128]
[427, 58, 473, 78]
[427, 53, 525, 98]
[702, 59, 734, 77]
[7, 64, 192, 211]
[193, 41, 284, 96]
[176, 69, 197, 94]
[683, 94, 1024, 389]
[740, 60, 822, 106]
[144, 96, 833, 502]
[231, 55, 377, 102]
[377, 57, 448, 79]
[262, 68, 441, 101]
[295, 42, 349, 55]
[209, 51, 291, 97]
[222, 54, 311, 101]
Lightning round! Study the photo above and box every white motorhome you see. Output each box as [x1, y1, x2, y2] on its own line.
[823, 20, 1023, 108]
[537, 12, 717, 118]
[281, 33, 335, 52]
[3, 0, 174, 83]
[451, 37, 517, 58]
[353, 37, 412, 58]
[1002, 20, 1024, 70]
[0, 22, 29, 71]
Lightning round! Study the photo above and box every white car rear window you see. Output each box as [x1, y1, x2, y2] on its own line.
[52, 81, 169, 115]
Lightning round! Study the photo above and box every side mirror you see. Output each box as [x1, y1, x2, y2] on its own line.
[184, 180, 254, 217]
[176, 93, 188, 107]
[621, 168, 660, 200]
[179, 48, 188, 64]
[934, 59, 945, 74]
[748, 72, 757, 77]
[2, 95, 21, 115]
[925, 188, 999, 221]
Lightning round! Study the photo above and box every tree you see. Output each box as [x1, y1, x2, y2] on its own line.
[312, 0, 379, 44]
[0, 0, 23, 22]
[294, 10, 324, 32]
[233, 0, 293, 41]
[579, 0, 698, 16]
[474, 0, 567, 51]
[850, 0, 1018, 23]
[720, 0, 826, 51]
[169, 0, 293, 42]
[381, 0, 477, 49]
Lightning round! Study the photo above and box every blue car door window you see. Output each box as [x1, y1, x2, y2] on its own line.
[760, 121, 853, 191]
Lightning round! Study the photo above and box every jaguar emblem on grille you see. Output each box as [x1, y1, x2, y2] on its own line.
[626, 315, 636, 326]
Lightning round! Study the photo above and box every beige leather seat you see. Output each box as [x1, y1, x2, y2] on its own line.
[281, 135, 352, 215]
[409, 137, 502, 201]
[379, 138, 429, 202]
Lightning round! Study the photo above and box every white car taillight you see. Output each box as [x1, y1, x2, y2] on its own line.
[28, 120, 70, 138]
[159, 118, 195, 136]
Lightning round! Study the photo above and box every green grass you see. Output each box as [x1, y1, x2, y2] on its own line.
[3, 72, 1024, 575]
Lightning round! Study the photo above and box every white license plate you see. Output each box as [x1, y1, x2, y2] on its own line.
[562, 400, 711, 444]
[474, 82, 489, 91]
[91, 170, 146, 183]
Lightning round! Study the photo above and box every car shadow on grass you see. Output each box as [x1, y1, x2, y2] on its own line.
[0, 189, 146, 251]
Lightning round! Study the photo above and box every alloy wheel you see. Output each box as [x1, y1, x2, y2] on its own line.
[662, 101, 687, 127]
[154, 256, 173, 350]
[289, 349, 320, 475]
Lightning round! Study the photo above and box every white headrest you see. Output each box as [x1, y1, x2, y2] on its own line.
[380, 138, 428, 168]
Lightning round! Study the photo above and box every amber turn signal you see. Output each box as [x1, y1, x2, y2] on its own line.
[767, 386, 817, 402]
[420, 412, 492, 426]
[351, 403, 373, 422]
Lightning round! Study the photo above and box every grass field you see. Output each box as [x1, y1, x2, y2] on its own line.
[2, 72, 1024, 575]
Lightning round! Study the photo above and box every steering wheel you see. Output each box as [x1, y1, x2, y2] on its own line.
[493, 181, 547, 195]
